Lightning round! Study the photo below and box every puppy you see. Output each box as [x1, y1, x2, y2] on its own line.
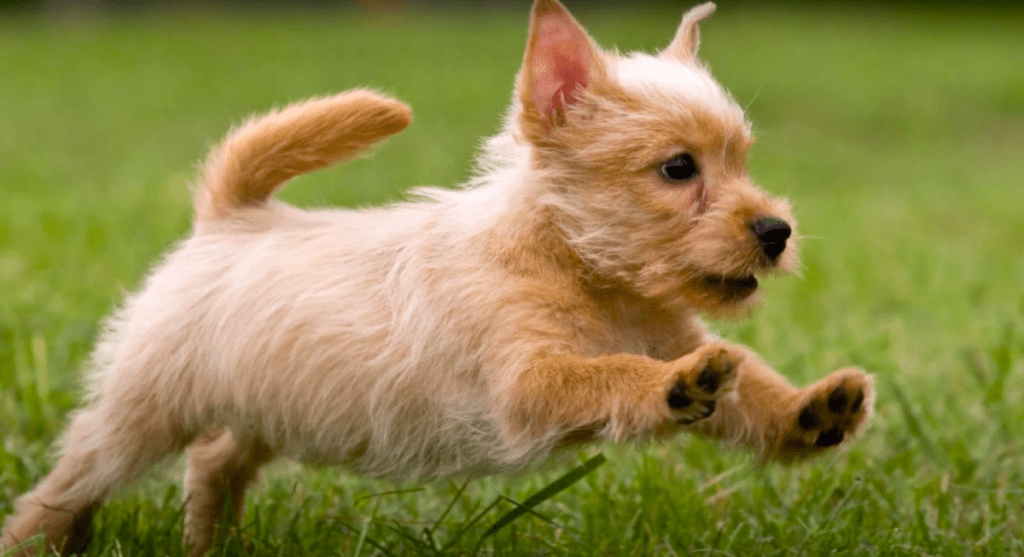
[2, 1, 874, 555]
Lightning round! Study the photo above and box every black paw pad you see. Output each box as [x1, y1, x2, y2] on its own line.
[850, 390, 865, 413]
[827, 386, 847, 413]
[815, 427, 844, 447]
[676, 400, 717, 425]
[695, 365, 722, 394]
[697, 400, 716, 420]
[63, 504, 98, 556]
[797, 405, 820, 430]
[667, 384, 693, 409]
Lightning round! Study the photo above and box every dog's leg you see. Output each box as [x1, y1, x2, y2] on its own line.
[688, 346, 874, 461]
[503, 341, 744, 444]
[1, 405, 188, 556]
[183, 429, 274, 557]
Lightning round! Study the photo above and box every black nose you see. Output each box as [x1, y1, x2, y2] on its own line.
[750, 216, 791, 260]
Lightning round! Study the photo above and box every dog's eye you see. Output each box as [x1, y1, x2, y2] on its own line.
[659, 154, 699, 183]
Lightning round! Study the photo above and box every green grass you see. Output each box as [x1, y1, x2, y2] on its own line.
[2, 4, 1024, 555]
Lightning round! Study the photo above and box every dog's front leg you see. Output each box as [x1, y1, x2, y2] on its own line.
[687, 345, 874, 461]
[501, 342, 745, 445]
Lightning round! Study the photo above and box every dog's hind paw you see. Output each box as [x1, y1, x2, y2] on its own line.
[780, 367, 873, 457]
[666, 342, 741, 425]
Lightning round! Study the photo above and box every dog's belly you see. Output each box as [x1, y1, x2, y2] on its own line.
[216, 369, 518, 480]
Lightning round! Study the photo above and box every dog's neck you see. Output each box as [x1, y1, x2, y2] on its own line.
[467, 113, 586, 280]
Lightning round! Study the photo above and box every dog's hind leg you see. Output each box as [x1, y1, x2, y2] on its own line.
[182, 429, 274, 557]
[1, 403, 190, 556]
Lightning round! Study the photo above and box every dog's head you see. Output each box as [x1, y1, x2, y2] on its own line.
[514, 0, 797, 317]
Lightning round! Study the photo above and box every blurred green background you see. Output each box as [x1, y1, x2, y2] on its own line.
[1, 2, 1023, 555]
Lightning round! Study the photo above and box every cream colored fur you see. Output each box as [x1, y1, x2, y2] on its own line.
[2, 2, 873, 555]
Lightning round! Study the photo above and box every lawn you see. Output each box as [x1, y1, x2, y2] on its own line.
[1, 3, 1023, 555]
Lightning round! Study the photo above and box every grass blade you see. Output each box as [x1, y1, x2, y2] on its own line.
[430, 479, 470, 533]
[482, 453, 606, 537]
[438, 497, 504, 553]
[497, 495, 553, 524]
[890, 383, 937, 459]
[337, 521, 396, 557]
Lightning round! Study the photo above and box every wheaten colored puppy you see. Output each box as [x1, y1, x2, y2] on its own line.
[2, 1, 874, 555]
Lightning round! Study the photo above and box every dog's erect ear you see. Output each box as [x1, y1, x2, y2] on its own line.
[662, 2, 716, 63]
[518, 0, 605, 133]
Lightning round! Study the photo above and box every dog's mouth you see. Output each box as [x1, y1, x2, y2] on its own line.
[699, 274, 759, 301]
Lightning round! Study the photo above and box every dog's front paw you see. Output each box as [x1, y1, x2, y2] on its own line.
[666, 342, 742, 425]
[780, 367, 873, 456]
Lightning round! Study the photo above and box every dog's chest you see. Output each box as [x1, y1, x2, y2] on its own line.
[591, 290, 697, 360]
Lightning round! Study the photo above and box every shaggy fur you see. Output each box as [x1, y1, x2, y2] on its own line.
[2, 1, 874, 555]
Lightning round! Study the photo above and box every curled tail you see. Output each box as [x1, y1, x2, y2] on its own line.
[194, 89, 412, 223]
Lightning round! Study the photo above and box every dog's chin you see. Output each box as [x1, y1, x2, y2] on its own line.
[699, 274, 759, 302]
[678, 273, 761, 318]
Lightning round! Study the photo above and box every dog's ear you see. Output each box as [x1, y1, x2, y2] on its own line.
[662, 2, 716, 63]
[518, 0, 606, 136]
